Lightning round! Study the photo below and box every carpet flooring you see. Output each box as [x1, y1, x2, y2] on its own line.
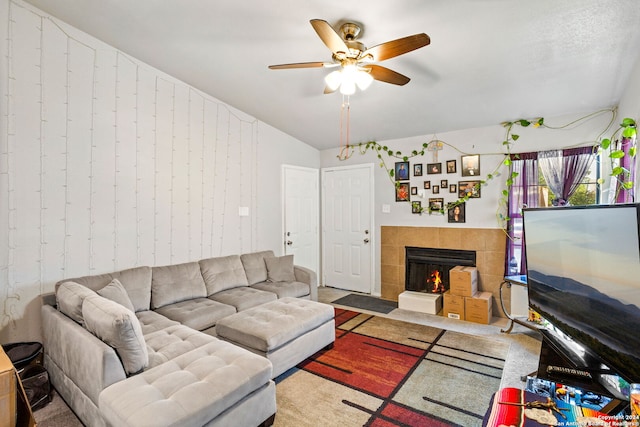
[274, 308, 510, 427]
[331, 293, 398, 314]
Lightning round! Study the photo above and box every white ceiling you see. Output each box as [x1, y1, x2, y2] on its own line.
[22, 0, 640, 151]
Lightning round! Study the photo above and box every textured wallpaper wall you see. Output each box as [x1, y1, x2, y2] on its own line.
[0, 1, 260, 340]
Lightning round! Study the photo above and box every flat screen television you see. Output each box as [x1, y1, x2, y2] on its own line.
[523, 203, 640, 386]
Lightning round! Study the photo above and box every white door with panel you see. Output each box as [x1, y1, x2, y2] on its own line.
[321, 164, 374, 293]
[282, 165, 319, 274]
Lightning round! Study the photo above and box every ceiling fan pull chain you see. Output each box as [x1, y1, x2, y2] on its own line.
[339, 96, 352, 159]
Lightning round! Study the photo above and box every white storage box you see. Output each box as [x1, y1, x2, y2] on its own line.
[398, 291, 442, 315]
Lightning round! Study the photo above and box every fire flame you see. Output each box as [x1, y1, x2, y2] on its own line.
[429, 270, 444, 292]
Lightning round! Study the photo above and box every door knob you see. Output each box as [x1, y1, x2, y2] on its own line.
[364, 238, 370, 244]
[286, 240, 293, 246]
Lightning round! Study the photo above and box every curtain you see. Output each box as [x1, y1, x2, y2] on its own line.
[538, 146, 597, 206]
[505, 152, 538, 276]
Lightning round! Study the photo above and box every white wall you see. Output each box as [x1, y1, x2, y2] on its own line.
[0, 0, 319, 342]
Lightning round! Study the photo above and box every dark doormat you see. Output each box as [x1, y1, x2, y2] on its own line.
[331, 294, 398, 314]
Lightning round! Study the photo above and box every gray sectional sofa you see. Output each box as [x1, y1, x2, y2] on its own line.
[41, 250, 333, 427]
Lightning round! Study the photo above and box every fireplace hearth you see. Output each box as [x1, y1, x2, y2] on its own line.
[405, 247, 476, 293]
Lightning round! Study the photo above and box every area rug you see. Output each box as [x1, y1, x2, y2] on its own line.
[331, 293, 398, 314]
[274, 308, 510, 427]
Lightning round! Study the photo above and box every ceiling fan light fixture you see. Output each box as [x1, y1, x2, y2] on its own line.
[339, 79, 356, 95]
[324, 70, 343, 91]
[355, 70, 373, 90]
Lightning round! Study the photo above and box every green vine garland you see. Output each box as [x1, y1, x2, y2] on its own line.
[338, 108, 636, 223]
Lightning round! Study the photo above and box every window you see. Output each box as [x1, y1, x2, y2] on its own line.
[505, 147, 598, 276]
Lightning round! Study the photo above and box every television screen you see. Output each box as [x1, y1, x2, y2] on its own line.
[523, 203, 640, 384]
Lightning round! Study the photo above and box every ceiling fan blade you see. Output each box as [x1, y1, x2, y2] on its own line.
[364, 65, 411, 85]
[323, 85, 337, 94]
[361, 33, 430, 62]
[310, 19, 349, 57]
[268, 61, 327, 70]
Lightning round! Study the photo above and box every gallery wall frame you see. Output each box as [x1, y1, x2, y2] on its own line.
[461, 154, 480, 177]
[458, 180, 481, 198]
[396, 182, 410, 201]
[395, 161, 410, 181]
[446, 159, 457, 174]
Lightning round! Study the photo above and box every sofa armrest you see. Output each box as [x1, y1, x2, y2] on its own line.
[294, 265, 317, 301]
[41, 305, 127, 405]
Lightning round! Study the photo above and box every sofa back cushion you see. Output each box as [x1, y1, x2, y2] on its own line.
[97, 278, 135, 312]
[151, 262, 207, 309]
[240, 250, 275, 285]
[56, 281, 98, 325]
[265, 255, 297, 282]
[199, 255, 249, 295]
[55, 266, 152, 312]
[82, 293, 149, 375]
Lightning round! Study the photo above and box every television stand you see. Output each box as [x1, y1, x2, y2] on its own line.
[535, 331, 629, 414]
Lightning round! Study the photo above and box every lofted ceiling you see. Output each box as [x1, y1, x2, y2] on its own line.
[22, 0, 640, 151]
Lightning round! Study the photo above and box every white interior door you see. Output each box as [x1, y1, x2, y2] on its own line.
[282, 166, 319, 274]
[321, 164, 374, 294]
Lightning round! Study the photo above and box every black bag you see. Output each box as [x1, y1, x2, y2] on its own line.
[20, 364, 52, 411]
[2, 342, 43, 372]
[2, 342, 51, 410]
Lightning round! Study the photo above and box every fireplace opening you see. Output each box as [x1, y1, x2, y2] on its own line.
[405, 247, 476, 293]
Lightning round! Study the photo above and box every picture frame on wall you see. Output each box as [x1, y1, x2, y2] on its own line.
[447, 202, 466, 223]
[426, 163, 442, 174]
[428, 198, 444, 213]
[411, 186, 418, 195]
[446, 159, 457, 174]
[413, 163, 423, 177]
[432, 185, 440, 194]
[458, 180, 481, 198]
[395, 161, 410, 181]
[449, 183, 457, 193]
[396, 182, 410, 201]
[440, 179, 448, 188]
[461, 154, 480, 177]
[423, 181, 431, 190]
[411, 201, 422, 214]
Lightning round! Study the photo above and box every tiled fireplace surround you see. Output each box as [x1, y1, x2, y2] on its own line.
[381, 225, 510, 319]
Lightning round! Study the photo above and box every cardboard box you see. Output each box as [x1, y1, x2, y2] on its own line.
[0, 346, 36, 427]
[449, 266, 478, 297]
[398, 291, 442, 315]
[1, 346, 18, 427]
[443, 291, 465, 320]
[465, 291, 493, 324]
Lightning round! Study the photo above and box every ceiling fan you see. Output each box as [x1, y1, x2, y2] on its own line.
[268, 19, 430, 94]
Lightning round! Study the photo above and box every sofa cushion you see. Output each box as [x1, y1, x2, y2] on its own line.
[56, 266, 152, 312]
[199, 255, 249, 295]
[151, 261, 207, 309]
[137, 314, 220, 369]
[265, 255, 296, 282]
[209, 287, 277, 312]
[99, 339, 273, 427]
[154, 298, 236, 331]
[82, 294, 149, 375]
[251, 281, 310, 299]
[240, 250, 275, 285]
[97, 278, 135, 312]
[56, 281, 98, 325]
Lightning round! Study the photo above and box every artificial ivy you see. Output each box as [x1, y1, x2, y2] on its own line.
[338, 109, 636, 222]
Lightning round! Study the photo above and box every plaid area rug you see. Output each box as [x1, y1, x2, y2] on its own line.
[274, 309, 509, 427]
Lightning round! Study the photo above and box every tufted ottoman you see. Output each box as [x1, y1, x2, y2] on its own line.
[215, 297, 336, 378]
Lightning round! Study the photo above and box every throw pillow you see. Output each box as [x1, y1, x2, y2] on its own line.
[82, 294, 149, 375]
[265, 255, 296, 282]
[97, 278, 135, 312]
[56, 281, 98, 325]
